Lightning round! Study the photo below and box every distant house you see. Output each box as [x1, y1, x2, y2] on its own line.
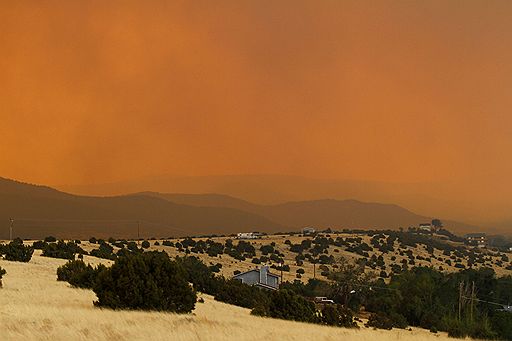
[236, 232, 262, 240]
[302, 227, 316, 235]
[465, 233, 488, 248]
[419, 223, 433, 232]
[232, 266, 279, 290]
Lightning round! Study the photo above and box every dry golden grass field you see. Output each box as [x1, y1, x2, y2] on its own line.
[0, 250, 466, 341]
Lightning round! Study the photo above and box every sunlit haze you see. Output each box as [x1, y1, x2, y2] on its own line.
[1, 1, 512, 227]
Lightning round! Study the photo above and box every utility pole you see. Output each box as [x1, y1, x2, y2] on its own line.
[137, 221, 140, 246]
[9, 218, 14, 241]
[470, 281, 475, 322]
[458, 281, 463, 321]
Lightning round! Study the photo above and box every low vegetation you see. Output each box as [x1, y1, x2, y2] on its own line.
[0, 266, 5, 287]
[35, 231, 512, 340]
[41, 240, 87, 260]
[252, 289, 318, 323]
[320, 304, 358, 328]
[0, 239, 34, 262]
[57, 260, 106, 289]
[59, 251, 196, 313]
[89, 242, 116, 260]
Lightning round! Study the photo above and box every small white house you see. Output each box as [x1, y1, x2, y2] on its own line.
[465, 233, 488, 248]
[302, 227, 316, 235]
[236, 232, 261, 240]
[419, 223, 433, 232]
[233, 266, 279, 290]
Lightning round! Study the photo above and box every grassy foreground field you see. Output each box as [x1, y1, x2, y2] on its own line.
[0, 251, 462, 341]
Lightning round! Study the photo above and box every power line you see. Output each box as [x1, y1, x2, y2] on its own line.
[462, 295, 510, 307]
[9, 218, 14, 241]
[13, 218, 144, 223]
[8, 218, 194, 234]
[332, 280, 400, 293]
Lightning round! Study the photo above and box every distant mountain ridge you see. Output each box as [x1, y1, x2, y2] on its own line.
[56, 174, 495, 225]
[0, 177, 477, 239]
[0, 177, 282, 239]
[0, 177, 72, 198]
[140, 192, 476, 233]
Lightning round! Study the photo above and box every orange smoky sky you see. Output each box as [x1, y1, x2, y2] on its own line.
[1, 1, 512, 223]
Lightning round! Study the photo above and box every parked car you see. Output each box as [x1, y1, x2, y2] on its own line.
[314, 296, 335, 304]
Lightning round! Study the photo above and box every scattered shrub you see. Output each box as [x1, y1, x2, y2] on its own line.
[90, 243, 116, 260]
[1, 241, 34, 262]
[321, 304, 358, 328]
[215, 279, 270, 309]
[367, 312, 394, 330]
[208, 264, 221, 273]
[491, 311, 512, 340]
[42, 241, 86, 260]
[251, 289, 318, 323]
[260, 244, 274, 255]
[176, 256, 220, 294]
[57, 260, 106, 289]
[93, 251, 196, 313]
[32, 240, 47, 249]
[0, 266, 6, 287]
[444, 318, 465, 338]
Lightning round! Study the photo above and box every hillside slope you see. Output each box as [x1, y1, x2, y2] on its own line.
[139, 192, 260, 212]
[58, 174, 501, 230]
[0, 252, 454, 340]
[0, 178, 282, 239]
[0, 177, 476, 239]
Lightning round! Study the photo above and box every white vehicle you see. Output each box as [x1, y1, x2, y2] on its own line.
[314, 296, 335, 304]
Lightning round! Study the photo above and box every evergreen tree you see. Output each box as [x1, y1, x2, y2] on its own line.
[93, 251, 196, 313]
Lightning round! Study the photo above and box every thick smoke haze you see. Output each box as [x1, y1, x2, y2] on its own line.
[1, 1, 512, 226]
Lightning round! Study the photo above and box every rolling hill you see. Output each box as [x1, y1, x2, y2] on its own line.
[58, 174, 505, 232]
[138, 192, 476, 233]
[0, 178, 282, 239]
[0, 177, 477, 239]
